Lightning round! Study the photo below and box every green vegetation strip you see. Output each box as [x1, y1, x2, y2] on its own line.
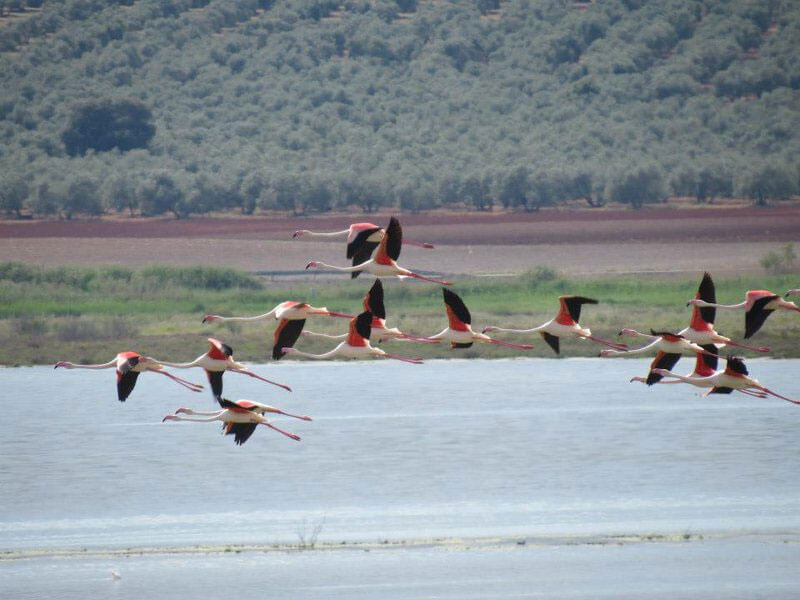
[1, 263, 798, 365]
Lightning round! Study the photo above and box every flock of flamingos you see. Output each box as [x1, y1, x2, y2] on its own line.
[54, 217, 800, 445]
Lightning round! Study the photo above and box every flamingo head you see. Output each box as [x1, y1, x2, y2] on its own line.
[481, 326, 497, 334]
[202, 314, 220, 323]
[305, 261, 319, 270]
[162, 415, 179, 422]
[686, 298, 704, 307]
[785, 289, 800, 298]
[292, 230, 311, 238]
[617, 328, 639, 337]
[281, 347, 298, 355]
[629, 376, 646, 383]
[54, 361, 73, 369]
[174, 407, 192, 414]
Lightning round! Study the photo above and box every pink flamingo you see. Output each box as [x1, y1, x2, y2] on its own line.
[282, 311, 423, 364]
[305, 217, 452, 286]
[163, 398, 310, 444]
[687, 288, 800, 339]
[482, 295, 627, 354]
[293, 221, 433, 278]
[145, 338, 291, 397]
[55, 352, 203, 401]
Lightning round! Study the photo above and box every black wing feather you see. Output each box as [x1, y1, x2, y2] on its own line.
[355, 311, 373, 339]
[563, 296, 597, 323]
[225, 422, 258, 445]
[350, 241, 380, 279]
[725, 356, 749, 376]
[700, 344, 718, 372]
[384, 217, 402, 261]
[347, 228, 381, 259]
[443, 288, 471, 325]
[744, 295, 778, 339]
[365, 279, 386, 319]
[207, 370, 224, 397]
[646, 352, 681, 385]
[697, 272, 716, 324]
[117, 371, 140, 402]
[272, 319, 306, 360]
[709, 386, 734, 395]
[541, 332, 560, 354]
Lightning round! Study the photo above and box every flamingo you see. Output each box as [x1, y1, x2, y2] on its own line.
[301, 279, 436, 344]
[163, 398, 309, 444]
[630, 344, 718, 385]
[305, 217, 452, 286]
[54, 352, 204, 401]
[687, 289, 800, 339]
[282, 311, 424, 363]
[786, 289, 800, 297]
[425, 289, 534, 350]
[481, 295, 628, 354]
[652, 356, 799, 405]
[145, 338, 291, 397]
[679, 273, 770, 353]
[293, 221, 434, 278]
[202, 301, 353, 360]
[600, 329, 715, 385]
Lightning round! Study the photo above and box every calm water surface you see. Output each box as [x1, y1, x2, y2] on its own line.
[2, 358, 799, 597]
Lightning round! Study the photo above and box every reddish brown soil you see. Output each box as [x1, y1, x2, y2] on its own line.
[1, 206, 798, 277]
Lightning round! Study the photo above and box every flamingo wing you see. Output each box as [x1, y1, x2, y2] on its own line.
[383, 217, 403, 261]
[207, 338, 234, 360]
[349, 242, 379, 279]
[355, 311, 373, 340]
[443, 288, 471, 328]
[347, 227, 382, 259]
[116, 369, 140, 402]
[561, 296, 597, 323]
[646, 352, 681, 385]
[698, 344, 719, 373]
[224, 422, 258, 445]
[207, 370, 224, 398]
[697, 272, 716, 325]
[273, 318, 306, 360]
[744, 295, 778, 339]
[724, 356, 749, 376]
[540, 332, 560, 354]
[708, 386, 734, 395]
[364, 279, 386, 319]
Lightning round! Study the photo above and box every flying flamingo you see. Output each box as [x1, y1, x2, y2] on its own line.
[305, 217, 452, 285]
[481, 295, 627, 354]
[600, 329, 715, 385]
[293, 221, 434, 278]
[630, 344, 718, 385]
[652, 356, 799, 405]
[55, 352, 204, 401]
[301, 279, 436, 344]
[202, 301, 354, 360]
[163, 398, 310, 444]
[145, 338, 291, 397]
[687, 289, 800, 339]
[282, 311, 424, 363]
[679, 273, 769, 353]
[425, 289, 534, 350]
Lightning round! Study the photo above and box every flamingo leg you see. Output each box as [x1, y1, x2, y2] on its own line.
[229, 368, 292, 392]
[737, 389, 768, 398]
[269, 409, 312, 421]
[758, 386, 800, 405]
[580, 335, 629, 351]
[151, 370, 204, 392]
[261, 422, 301, 441]
[404, 239, 435, 249]
[487, 339, 534, 350]
[723, 340, 771, 354]
[396, 333, 441, 344]
[408, 272, 453, 286]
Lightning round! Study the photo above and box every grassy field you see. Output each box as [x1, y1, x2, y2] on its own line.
[1, 263, 798, 366]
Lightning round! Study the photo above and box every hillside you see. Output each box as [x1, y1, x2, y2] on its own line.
[1, 0, 799, 218]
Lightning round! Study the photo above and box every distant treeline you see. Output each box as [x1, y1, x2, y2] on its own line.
[1, 0, 799, 219]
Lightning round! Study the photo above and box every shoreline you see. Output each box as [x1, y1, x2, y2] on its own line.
[3, 529, 799, 561]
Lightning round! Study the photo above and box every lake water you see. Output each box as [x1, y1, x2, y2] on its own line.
[2, 358, 799, 598]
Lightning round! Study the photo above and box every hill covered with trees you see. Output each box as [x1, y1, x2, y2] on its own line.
[0, 0, 799, 218]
